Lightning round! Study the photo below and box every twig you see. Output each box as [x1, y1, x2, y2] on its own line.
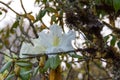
[0, 1, 23, 16]
[66, 66, 72, 80]
[28, 19, 39, 38]
[0, 38, 14, 58]
[4, 62, 14, 80]
[85, 56, 90, 80]
[39, 19, 49, 29]
[19, 0, 38, 38]
[20, 0, 27, 14]
[102, 21, 120, 33]
[22, 48, 83, 57]
[0, 51, 11, 58]
[20, 47, 97, 59]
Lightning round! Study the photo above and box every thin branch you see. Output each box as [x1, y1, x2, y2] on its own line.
[0, 1, 31, 16]
[4, 62, 14, 80]
[0, 51, 11, 59]
[19, 0, 38, 38]
[0, 1, 23, 16]
[66, 66, 72, 80]
[20, 48, 97, 59]
[20, 0, 27, 14]
[102, 21, 120, 33]
[39, 19, 49, 29]
[86, 59, 90, 80]
[28, 19, 39, 38]
[22, 48, 83, 57]
[19, 0, 37, 43]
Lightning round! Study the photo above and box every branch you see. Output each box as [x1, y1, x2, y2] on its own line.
[66, 67, 72, 80]
[19, 0, 38, 38]
[22, 49, 81, 57]
[4, 63, 14, 80]
[28, 19, 39, 38]
[20, 48, 97, 59]
[0, 51, 11, 58]
[20, 0, 27, 14]
[102, 21, 120, 33]
[0, 1, 23, 16]
[39, 19, 49, 29]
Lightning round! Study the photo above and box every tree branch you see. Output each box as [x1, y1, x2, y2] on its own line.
[0, 51, 11, 58]
[0, 1, 23, 16]
[19, 0, 38, 38]
[28, 19, 39, 38]
[20, 0, 27, 14]
[20, 47, 97, 59]
[102, 21, 120, 33]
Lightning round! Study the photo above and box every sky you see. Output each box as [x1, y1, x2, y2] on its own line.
[0, 0, 35, 29]
[0, 0, 51, 29]
[0, 0, 118, 37]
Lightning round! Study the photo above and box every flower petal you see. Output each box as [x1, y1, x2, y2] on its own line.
[38, 31, 51, 47]
[20, 39, 47, 58]
[49, 24, 62, 38]
[19, 24, 76, 58]
[19, 42, 33, 58]
[60, 30, 76, 51]
[49, 24, 63, 46]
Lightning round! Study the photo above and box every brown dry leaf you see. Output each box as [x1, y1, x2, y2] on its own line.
[49, 69, 55, 80]
[49, 66, 62, 80]
[41, 25, 46, 29]
[39, 57, 45, 68]
[55, 13, 59, 17]
[27, 14, 35, 21]
[55, 66, 62, 80]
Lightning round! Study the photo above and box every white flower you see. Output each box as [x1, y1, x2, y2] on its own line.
[19, 24, 76, 58]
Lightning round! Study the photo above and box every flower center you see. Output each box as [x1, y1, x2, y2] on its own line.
[53, 36, 60, 46]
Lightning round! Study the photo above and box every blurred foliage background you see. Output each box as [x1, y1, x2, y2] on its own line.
[0, 0, 120, 80]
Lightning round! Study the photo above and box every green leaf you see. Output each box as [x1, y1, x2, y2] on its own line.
[110, 35, 117, 46]
[113, 0, 120, 12]
[66, 63, 71, 68]
[70, 54, 83, 59]
[95, 0, 101, 4]
[117, 41, 120, 49]
[51, 15, 56, 22]
[44, 56, 61, 70]
[42, 0, 47, 3]
[19, 67, 32, 80]
[6, 74, 15, 80]
[0, 11, 2, 15]
[105, 0, 113, 6]
[10, 21, 19, 33]
[0, 61, 12, 73]
[38, 9, 46, 19]
[33, 66, 39, 76]
[21, 70, 32, 75]
[12, 21, 19, 29]
[0, 42, 3, 49]
[46, 7, 56, 13]
[103, 35, 110, 42]
[43, 58, 51, 70]
[50, 56, 61, 69]
[20, 70, 32, 80]
[16, 61, 32, 67]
